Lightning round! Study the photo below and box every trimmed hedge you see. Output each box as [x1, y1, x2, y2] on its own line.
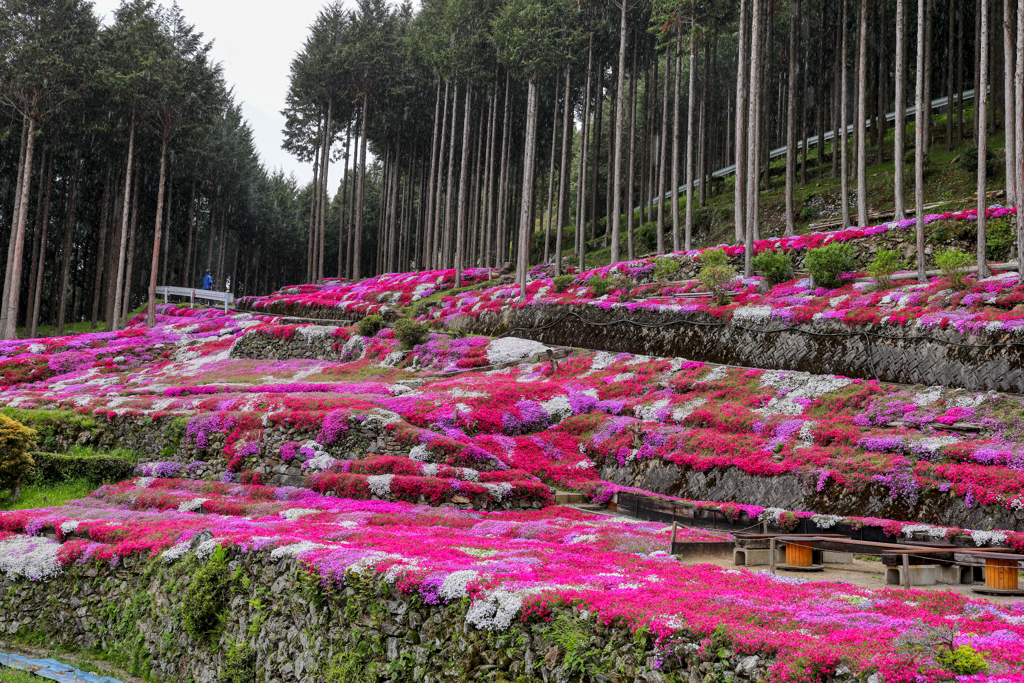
[31, 452, 135, 484]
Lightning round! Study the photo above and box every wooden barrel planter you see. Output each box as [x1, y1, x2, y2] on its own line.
[987, 558, 1019, 591]
[779, 541, 823, 572]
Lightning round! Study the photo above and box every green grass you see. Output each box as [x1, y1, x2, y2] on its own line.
[0, 665, 39, 683]
[0, 478, 95, 511]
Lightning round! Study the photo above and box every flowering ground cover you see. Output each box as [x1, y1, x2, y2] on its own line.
[2, 481, 1024, 681]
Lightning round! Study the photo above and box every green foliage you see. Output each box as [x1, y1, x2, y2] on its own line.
[552, 274, 574, 292]
[161, 416, 188, 459]
[30, 452, 135, 485]
[392, 319, 428, 349]
[181, 546, 231, 640]
[492, 0, 580, 79]
[358, 315, 386, 338]
[652, 257, 681, 282]
[1, 478, 95, 511]
[221, 640, 257, 683]
[958, 146, 997, 176]
[698, 248, 729, 268]
[587, 275, 610, 297]
[866, 248, 905, 289]
[698, 265, 736, 306]
[549, 613, 598, 676]
[805, 243, 856, 289]
[986, 218, 1015, 261]
[751, 250, 794, 285]
[0, 414, 36, 500]
[936, 645, 988, 675]
[0, 407, 97, 452]
[935, 247, 974, 289]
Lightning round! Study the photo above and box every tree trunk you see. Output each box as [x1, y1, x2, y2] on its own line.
[442, 84, 460, 269]
[1004, 0, 1016, 207]
[735, 0, 750, 242]
[544, 78, 560, 266]
[856, 0, 868, 226]
[1015, 0, 1023, 279]
[318, 102, 332, 283]
[915, 0, 928, 281]
[455, 82, 472, 285]
[497, 76, 512, 267]
[590, 69, 603, 243]
[978, 0, 991, 278]
[698, 36, 712, 207]
[26, 151, 50, 334]
[785, 0, 800, 236]
[745, 0, 763, 277]
[556, 68, 573, 274]
[483, 85, 498, 270]
[577, 39, 594, 271]
[424, 81, 442, 271]
[147, 132, 170, 326]
[626, 43, 638, 260]
[657, 48, 671, 254]
[28, 151, 52, 337]
[57, 149, 81, 334]
[610, 0, 628, 264]
[894, 0, 907, 219]
[685, 28, 698, 249]
[1, 115, 36, 340]
[338, 126, 351, 277]
[518, 79, 540, 299]
[307, 120, 321, 282]
[2, 120, 29, 335]
[110, 112, 136, 332]
[121, 166, 140, 328]
[182, 182, 195, 287]
[840, 0, 852, 228]
[354, 95, 369, 281]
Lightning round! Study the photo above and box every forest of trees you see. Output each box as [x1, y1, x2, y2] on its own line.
[0, 0, 323, 339]
[286, 0, 1024, 294]
[4, 0, 1024, 337]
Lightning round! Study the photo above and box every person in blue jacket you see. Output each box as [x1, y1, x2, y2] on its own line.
[202, 270, 213, 290]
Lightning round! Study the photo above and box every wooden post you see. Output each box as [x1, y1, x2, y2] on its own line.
[902, 553, 911, 590]
[669, 521, 678, 554]
[986, 558, 1019, 590]
[769, 538, 777, 574]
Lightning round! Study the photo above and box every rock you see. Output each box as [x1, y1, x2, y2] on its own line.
[735, 655, 760, 675]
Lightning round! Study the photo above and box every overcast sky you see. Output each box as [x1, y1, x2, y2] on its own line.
[92, 0, 335, 188]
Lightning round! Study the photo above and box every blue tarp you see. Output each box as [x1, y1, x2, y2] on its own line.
[0, 652, 124, 683]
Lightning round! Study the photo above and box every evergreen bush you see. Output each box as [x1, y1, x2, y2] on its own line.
[358, 315, 386, 338]
[587, 275, 610, 297]
[392, 319, 429, 348]
[866, 248, 905, 289]
[0, 414, 36, 501]
[553, 274, 574, 292]
[751, 250, 794, 285]
[652, 257, 681, 282]
[805, 243, 856, 289]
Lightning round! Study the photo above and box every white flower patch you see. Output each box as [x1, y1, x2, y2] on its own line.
[421, 463, 439, 477]
[634, 398, 671, 422]
[304, 454, 338, 473]
[971, 530, 1008, 547]
[758, 508, 788, 525]
[540, 395, 573, 422]
[194, 539, 220, 560]
[366, 408, 403, 428]
[899, 524, 948, 539]
[347, 551, 403, 575]
[340, 335, 366, 360]
[0, 535, 63, 581]
[587, 351, 618, 373]
[27, 343, 46, 354]
[466, 588, 533, 631]
[829, 295, 850, 307]
[755, 371, 851, 416]
[698, 365, 730, 384]
[625, 354, 653, 366]
[458, 467, 480, 482]
[178, 497, 209, 513]
[810, 514, 843, 529]
[279, 508, 322, 521]
[456, 402, 472, 414]
[798, 421, 816, 445]
[612, 372, 635, 383]
[484, 482, 514, 502]
[439, 570, 479, 601]
[671, 397, 707, 422]
[572, 460, 594, 469]
[389, 384, 412, 395]
[486, 337, 549, 366]
[732, 306, 774, 325]
[451, 388, 487, 399]
[914, 436, 960, 455]
[59, 521, 80, 535]
[409, 444, 431, 462]
[568, 533, 598, 545]
[270, 541, 327, 560]
[135, 477, 156, 489]
[367, 474, 395, 498]
[161, 541, 192, 563]
[912, 386, 944, 406]
[382, 351, 407, 367]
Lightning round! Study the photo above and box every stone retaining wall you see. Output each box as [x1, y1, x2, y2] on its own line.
[457, 303, 1024, 393]
[229, 326, 348, 361]
[0, 549, 786, 683]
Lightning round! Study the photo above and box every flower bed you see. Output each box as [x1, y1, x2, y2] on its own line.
[2, 480, 1024, 681]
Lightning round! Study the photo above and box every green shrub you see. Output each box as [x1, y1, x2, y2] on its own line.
[0, 414, 36, 501]
[392, 319, 429, 348]
[587, 275, 610, 297]
[805, 242, 856, 289]
[699, 247, 729, 268]
[652, 257, 681, 282]
[936, 645, 988, 675]
[698, 264, 737, 306]
[986, 218, 1015, 261]
[866, 248, 905, 289]
[958, 145, 997, 176]
[30, 452, 135, 485]
[357, 314, 386, 338]
[799, 204, 817, 220]
[552, 274, 574, 292]
[751, 250, 794, 285]
[935, 247, 974, 289]
[182, 545, 231, 640]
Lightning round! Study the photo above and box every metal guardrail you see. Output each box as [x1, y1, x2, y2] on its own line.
[647, 87, 982, 206]
[155, 286, 235, 312]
